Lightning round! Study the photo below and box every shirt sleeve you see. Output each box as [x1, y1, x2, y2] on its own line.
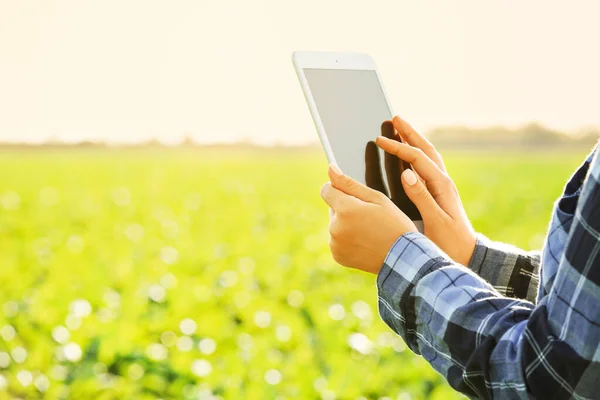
[377, 156, 600, 399]
[467, 234, 541, 304]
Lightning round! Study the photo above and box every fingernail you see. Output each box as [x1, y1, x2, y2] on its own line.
[402, 169, 417, 186]
[330, 163, 343, 176]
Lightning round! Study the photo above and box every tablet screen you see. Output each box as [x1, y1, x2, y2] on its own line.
[304, 68, 392, 186]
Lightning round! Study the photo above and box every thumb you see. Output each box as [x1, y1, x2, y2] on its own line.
[401, 169, 444, 217]
[328, 164, 382, 204]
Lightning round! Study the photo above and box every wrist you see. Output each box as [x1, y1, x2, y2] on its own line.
[459, 231, 478, 266]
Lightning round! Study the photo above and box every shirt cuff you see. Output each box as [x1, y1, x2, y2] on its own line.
[376, 232, 449, 337]
[466, 233, 540, 302]
[466, 233, 493, 276]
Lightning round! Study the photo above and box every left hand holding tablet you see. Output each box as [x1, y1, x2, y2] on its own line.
[321, 163, 417, 274]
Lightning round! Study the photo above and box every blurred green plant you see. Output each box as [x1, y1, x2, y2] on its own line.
[0, 148, 585, 399]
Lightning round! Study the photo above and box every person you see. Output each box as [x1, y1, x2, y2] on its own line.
[320, 115, 599, 400]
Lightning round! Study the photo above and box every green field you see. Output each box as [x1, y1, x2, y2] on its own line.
[0, 148, 587, 399]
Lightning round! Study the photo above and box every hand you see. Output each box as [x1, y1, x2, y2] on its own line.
[375, 116, 476, 266]
[365, 121, 421, 221]
[321, 164, 417, 274]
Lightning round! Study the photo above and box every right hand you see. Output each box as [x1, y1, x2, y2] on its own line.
[376, 116, 477, 266]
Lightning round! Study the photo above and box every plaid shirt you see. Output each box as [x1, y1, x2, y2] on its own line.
[377, 148, 600, 399]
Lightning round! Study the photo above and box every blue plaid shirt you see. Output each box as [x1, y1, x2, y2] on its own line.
[377, 148, 599, 399]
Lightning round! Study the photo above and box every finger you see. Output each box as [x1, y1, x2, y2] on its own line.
[401, 169, 446, 218]
[389, 123, 424, 183]
[375, 137, 445, 186]
[328, 207, 335, 231]
[381, 121, 418, 217]
[381, 121, 402, 198]
[392, 116, 446, 173]
[383, 120, 413, 173]
[365, 141, 388, 197]
[321, 182, 355, 211]
[411, 166, 426, 184]
[328, 164, 383, 204]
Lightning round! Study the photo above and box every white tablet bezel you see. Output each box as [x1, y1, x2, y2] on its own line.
[292, 51, 395, 165]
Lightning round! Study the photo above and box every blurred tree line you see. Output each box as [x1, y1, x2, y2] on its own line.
[427, 123, 599, 150]
[0, 123, 597, 150]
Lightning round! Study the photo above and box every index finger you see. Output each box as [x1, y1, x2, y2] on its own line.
[375, 137, 445, 185]
[381, 121, 402, 192]
[392, 116, 446, 173]
[382, 120, 412, 173]
[381, 121, 418, 214]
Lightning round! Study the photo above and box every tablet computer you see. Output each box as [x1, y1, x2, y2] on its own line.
[292, 51, 422, 228]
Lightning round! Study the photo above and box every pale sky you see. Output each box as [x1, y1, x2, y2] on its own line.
[0, 1, 599, 145]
